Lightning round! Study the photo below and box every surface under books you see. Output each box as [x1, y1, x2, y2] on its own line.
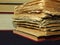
[0, 30, 60, 45]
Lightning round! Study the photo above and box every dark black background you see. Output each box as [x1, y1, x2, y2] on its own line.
[0, 31, 60, 45]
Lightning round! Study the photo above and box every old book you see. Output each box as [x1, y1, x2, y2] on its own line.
[13, 27, 60, 41]
[15, 27, 60, 36]
[13, 30, 45, 42]
[14, 0, 44, 15]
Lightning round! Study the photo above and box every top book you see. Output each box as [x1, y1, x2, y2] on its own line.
[14, 0, 60, 15]
[14, 0, 44, 15]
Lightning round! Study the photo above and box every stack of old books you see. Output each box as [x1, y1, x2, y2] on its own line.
[13, 0, 60, 41]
